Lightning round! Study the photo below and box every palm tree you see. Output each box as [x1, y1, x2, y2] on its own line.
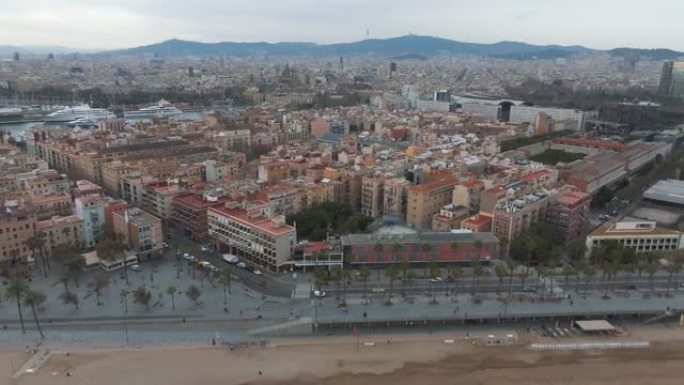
[92, 273, 109, 306]
[373, 243, 384, 276]
[472, 261, 487, 295]
[420, 243, 432, 276]
[338, 268, 349, 306]
[185, 285, 202, 305]
[665, 254, 682, 297]
[518, 269, 531, 292]
[5, 278, 27, 334]
[506, 260, 518, 297]
[64, 255, 85, 288]
[330, 266, 343, 301]
[59, 290, 79, 310]
[166, 286, 177, 310]
[400, 259, 409, 296]
[473, 240, 484, 260]
[217, 269, 232, 305]
[313, 267, 327, 292]
[392, 243, 404, 263]
[120, 289, 130, 313]
[428, 261, 441, 304]
[645, 259, 659, 294]
[450, 242, 460, 260]
[582, 263, 597, 295]
[97, 238, 129, 285]
[25, 234, 46, 277]
[359, 265, 371, 301]
[572, 259, 586, 294]
[23, 290, 46, 339]
[451, 265, 463, 301]
[133, 286, 152, 311]
[494, 263, 508, 297]
[562, 263, 575, 296]
[385, 264, 400, 305]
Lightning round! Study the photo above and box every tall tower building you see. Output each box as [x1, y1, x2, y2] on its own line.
[659, 60, 684, 98]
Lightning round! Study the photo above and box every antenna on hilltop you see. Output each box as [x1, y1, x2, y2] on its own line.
[366, 28, 370, 39]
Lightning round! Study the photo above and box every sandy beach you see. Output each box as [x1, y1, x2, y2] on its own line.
[5, 325, 684, 385]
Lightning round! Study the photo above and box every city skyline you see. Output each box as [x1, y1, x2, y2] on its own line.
[2, 0, 684, 51]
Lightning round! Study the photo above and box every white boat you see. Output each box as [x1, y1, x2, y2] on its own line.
[0, 107, 23, 118]
[124, 99, 183, 118]
[67, 117, 98, 128]
[43, 104, 114, 122]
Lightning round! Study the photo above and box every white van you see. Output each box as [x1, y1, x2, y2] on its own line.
[222, 254, 239, 264]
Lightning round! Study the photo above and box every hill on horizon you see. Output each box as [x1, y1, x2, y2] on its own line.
[103, 35, 599, 59]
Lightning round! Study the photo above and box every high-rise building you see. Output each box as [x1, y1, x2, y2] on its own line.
[659, 60, 684, 98]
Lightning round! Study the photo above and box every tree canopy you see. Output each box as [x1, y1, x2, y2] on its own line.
[287, 202, 373, 241]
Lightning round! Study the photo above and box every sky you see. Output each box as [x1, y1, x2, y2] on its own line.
[1, 0, 683, 51]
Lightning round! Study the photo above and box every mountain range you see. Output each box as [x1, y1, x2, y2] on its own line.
[103, 35, 684, 61]
[3, 35, 683, 61]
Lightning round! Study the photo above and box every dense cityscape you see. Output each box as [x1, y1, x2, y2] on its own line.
[3, 2, 684, 384]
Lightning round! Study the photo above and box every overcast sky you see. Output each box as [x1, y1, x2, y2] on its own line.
[1, 0, 682, 50]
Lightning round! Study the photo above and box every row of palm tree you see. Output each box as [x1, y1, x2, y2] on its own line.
[372, 241, 485, 265]
[4, 278, 47, 338]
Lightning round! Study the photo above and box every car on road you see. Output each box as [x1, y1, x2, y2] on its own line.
[200, 245, 211, 252]
[162, 242, 170, 249]
[253, 269, 263, 276]
[236, 262, 247, 269]
[131, 264, 141, 272]
[222, 254, 239, 264]
[430, 277, 443, 283]
[523, 286, 536, 292]
[313, 290, 326, 297]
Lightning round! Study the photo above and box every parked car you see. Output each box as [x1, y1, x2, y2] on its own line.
[313, 290, 326, 297]
[430, 277, 443, 283]
[236, 262, 247, 269]
[131, 264, 141, 272]
[200, 245, 210, 252]
[162, 242, 170, 249]
[222, 254, 239, 264]
[253, 269, 263, 276]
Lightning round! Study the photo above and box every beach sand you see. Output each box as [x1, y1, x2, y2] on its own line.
[6, 325, 684, 385]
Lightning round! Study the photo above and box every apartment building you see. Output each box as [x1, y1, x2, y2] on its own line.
[73, 180, 104, 198]
[75, 195, 107, 248]
[31, 193, 72, 220]
[452, 179, 484, 214]
[141, 182, 185, 221]
[547, 188, 591, 244]
[407, 175, 458, 229]
[383, 177, 410, 224]
[491, 189, 553, 248]
[361, 174, 385, 218]
[112, 208, 163, 258]
[101, 161, 135, 196]
[431, 204, 469, 232]
[36, 215, 85, 252]
[171, 193, 231, 242]
[0, 201, 36, 263]
[208, 201, 296, 271]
